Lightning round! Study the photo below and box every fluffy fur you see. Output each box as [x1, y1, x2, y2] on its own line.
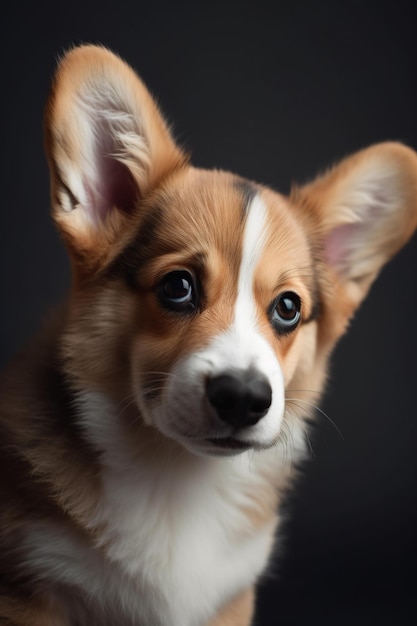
[1, 45, 417, 625]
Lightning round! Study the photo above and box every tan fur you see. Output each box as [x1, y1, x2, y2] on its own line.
[0, 596, 69, 626]
[1, 45, 417, 625]
[207, 588, 255, 626]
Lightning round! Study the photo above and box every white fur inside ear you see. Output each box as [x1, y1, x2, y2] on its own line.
[56, 84, 151, 228]
[324, 160, 405, 284]
[46, 46, 185, 263]
[55, 79, 151, 227]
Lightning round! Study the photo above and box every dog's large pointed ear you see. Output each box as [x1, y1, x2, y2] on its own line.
[44, 45, 186, 273]
[296, 143, 417, 330]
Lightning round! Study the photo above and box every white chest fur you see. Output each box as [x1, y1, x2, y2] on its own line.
[26, 392, 292, 625]
[93, 454, 277, 626]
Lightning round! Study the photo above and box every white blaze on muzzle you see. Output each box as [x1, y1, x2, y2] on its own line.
[156, 194, 285, 451]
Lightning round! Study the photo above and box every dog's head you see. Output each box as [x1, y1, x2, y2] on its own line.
[45, 46, 417, 457]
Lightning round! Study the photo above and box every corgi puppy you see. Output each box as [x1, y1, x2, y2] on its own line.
[1, 44, 417, 626]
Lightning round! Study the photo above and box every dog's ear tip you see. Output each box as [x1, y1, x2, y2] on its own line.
[354, 142, 417, 185]
[56, 43, 122, 69]
[371, 140, 417, 158]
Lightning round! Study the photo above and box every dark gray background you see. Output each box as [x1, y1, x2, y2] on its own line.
[1, 1, 416, 624]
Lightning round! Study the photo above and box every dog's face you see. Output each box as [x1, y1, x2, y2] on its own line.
[122, 170, 316, 456]
[45, 46, 417, 458]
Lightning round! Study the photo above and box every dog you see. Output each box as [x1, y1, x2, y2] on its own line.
[1, 44, 416, 626]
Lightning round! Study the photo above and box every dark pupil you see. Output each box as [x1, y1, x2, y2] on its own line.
[164, 276, 191, 301]
[278, 297, 297, 319]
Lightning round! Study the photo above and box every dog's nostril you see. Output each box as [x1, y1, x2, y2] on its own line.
[207, 371, 272, 428]
[248, 378, 272, 415]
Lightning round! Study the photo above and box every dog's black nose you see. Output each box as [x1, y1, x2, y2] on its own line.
[207, 370, 272, 428]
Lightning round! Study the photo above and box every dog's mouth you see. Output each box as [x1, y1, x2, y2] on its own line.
[206, 437, 251, 451]
[192, 436, 254, 457]
[173, 430, 278, 458]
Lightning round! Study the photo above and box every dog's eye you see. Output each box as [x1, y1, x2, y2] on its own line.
[158, 271, 197, 313]
[270, 292, 301, 334]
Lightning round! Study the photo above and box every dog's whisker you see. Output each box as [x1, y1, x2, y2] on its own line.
[276, 418, 289, 465]
[285, 388, 322, 396]
[116, 397, 139, 420]
[286, 398, 343, 440]
[114, 392, 137, 411]
[287, 410, 316, 459]
[143, 371, 180, 381]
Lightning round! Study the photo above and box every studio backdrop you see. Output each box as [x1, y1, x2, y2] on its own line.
[1, 2, 416, 624]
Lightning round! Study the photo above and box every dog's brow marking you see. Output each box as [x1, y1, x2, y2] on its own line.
[234, 179, 258, 217]
[234, 194, 267, 327]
